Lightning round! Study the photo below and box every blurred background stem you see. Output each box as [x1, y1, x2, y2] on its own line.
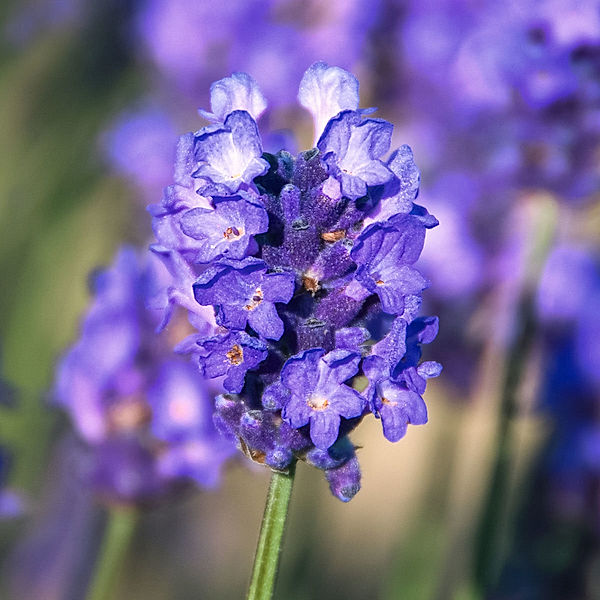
[247, 462, 297, 600]
[473, 195, 558, 595]
[85, 506, 138, 600]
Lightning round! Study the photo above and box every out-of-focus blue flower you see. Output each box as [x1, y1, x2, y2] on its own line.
[149, 64, 440, 501]
[135, 0, 382, 104]
[54, 246, 232, 503]
[399, 0, 600, 203]
[536, 243, 598, 323]
[575, 286, 600, 390]
[102, 106, 178, 203]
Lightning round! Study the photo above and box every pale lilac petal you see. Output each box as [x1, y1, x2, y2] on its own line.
[298, 62, 359, 145]
[281, 349, 324, 392]
[194, 111, 268, 193]
[309, 411, 341, 450]
[201, 72, 267, 122]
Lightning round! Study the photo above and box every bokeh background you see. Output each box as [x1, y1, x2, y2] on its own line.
[1, 1, 600, 598]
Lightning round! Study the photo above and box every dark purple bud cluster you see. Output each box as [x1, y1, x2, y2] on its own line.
[150, 63, 441, 501]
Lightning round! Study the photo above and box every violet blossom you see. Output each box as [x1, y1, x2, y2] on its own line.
[54, 246, 233, 503]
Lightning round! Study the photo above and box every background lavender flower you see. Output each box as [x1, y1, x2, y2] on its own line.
[135, 0, 382, 105]
[102, 107, 178, 205]
[53, 246, 231, 503]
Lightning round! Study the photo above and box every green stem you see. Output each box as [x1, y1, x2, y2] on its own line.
[247, 462, 297, 600]
[86, 506, 138, 600]
[473, 292, 536, 592]
[474, 197, 558, 594]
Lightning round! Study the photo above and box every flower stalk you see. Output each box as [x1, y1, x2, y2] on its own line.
[86, 506, 139, 600]
[247, 461, 297, 600]
[474, 196, 558, 593]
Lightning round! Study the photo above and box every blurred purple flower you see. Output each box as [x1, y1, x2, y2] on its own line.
[54, 246, 230, 503]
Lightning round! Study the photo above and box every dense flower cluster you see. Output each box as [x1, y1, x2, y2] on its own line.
[54, 247, 233, 503]
[150, 63, 441, 501]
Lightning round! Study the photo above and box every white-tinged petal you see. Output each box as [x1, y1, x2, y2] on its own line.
[200, 72, 267, 122]
[298, 62, 359, 145]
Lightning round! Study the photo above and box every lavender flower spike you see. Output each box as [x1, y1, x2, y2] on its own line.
[54, 247, 231, 503]
[149, 63, 440, 502]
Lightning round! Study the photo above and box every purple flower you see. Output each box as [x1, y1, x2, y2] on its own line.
[193, 110, 269, 193]
[149, 245, 217, 334]
[149, 133, 215, 260]
[318, 110, 393, 200]
[325, 454, 361, 502]
[179, 194, 269, 263]
[54, 246, 231, 503]
[147, 361, 235, 487]
[280, 349, 365, 450]
[363, 356, 429, 442]
[88, 437, 164, 504]
[196, 331, 268, 393]
[136, 0, 382, 105]
[349, 218, 429, 313]
[576, 287, 600, 389]
[199, 72, 267, 123]
[102, 107, 177, 202]
[148, 361, 212, 441]
[362, 316, 441, 442]
[0, 447, 22, 519]
[193, 258, 295, 340]
[418, 199, 485, 300]
[156, 437, 234, 488]
[298, 61, 359, 145]
[536, 243, 598, 323]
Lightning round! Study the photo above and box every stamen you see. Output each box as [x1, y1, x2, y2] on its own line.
[302, 275, 320, 294]
[223, 226, 243, 240]
[226, 344, 244, 365]
[244, 287, 263, 311]
[321, 230, 346, 242]
[381, 396, 398, 406]
[307, 395, 329, 411]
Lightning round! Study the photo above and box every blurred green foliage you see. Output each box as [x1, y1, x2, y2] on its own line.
[0, 5, 142, 492]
